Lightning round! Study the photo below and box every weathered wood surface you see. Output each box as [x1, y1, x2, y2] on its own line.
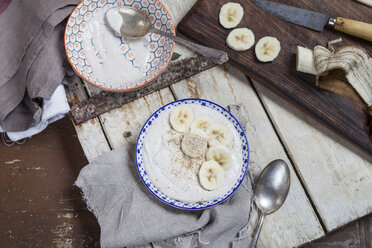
[65, 77, 111, 162]
[2, 116, 372, 247]
[170, 64, 324, 247]
[64, 0, 372, 247]
[177, 0, 372, 155]
[0, 117, 100, 247]
[253, 80, 372, 232]
[78, 63, 325, 248]
[70, 54, 215, 125]
[302, 215, 372, 248]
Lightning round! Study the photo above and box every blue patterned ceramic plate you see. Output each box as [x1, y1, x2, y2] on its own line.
[136, 99, 250, 210]
[65, 0, 175, 91]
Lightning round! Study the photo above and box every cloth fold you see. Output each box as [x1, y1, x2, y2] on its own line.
[0, 84, 70, 142]
[75, 104, 264, 248]
[0, 0, 79, 132]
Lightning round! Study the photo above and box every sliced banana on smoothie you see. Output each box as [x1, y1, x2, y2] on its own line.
[190, 116, 212, 137]
[226, 28, 255, 51]
[206, 145, 232, 170]
[255, 36, 281, 62]
[181, 131, 208, 158]
[199, 161, 225, 190]
[170, 106, 194, 132]
[219, 2, 244, 29]
[207, 124, 233, 147]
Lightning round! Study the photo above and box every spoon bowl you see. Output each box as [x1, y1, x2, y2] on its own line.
[118, 7, 152, 37]
[249, 159, 291, 248]
[254, 159, 291, 214]
[116, 6, 228, 64]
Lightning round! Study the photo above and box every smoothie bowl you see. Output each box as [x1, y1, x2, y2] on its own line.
[136, 99, 250, 210]
[64, 0, 175, 91]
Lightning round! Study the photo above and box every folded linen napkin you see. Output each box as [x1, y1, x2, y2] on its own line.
[75, 104, 264, 248]
[0, 0, 79, 132]
[0, 83, 70, 142]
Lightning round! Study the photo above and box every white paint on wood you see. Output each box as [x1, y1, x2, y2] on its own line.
[96, 88, 175, 149]
[64, 79, 111, 162]
[170, 64, 325, 248]
[253, 80, 372, 232]
[83, 82, 175, 149]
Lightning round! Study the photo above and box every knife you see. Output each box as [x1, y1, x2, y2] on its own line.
[251, 0, 372, 42]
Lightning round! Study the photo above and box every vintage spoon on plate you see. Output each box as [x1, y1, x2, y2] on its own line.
[111, 6, 228, 64]
[249, 159, 291, 248]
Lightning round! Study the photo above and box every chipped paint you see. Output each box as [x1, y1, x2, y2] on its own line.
[186, 78, 200, 98]
[57, 213, 74, 219]
[52, 221, 74, 248]
[5, 159, 22, 164]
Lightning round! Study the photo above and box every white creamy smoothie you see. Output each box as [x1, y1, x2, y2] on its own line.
[142, 103, 244, 203]
[82, 7, 148, 87]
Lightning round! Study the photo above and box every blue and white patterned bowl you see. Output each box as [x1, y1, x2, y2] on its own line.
[65, 0, 175, 91]
[136, 99, 250, 210]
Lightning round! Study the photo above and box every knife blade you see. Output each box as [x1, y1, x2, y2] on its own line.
[251, 0, 372, 42]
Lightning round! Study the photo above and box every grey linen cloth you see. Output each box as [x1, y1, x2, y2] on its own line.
[0, 0, 79, 132]
[75, 105, 265, 248]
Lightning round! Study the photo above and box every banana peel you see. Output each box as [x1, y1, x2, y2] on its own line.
[296, 41, 372, 133]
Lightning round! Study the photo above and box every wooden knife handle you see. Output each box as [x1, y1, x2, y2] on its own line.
[333, 17, 372, 41]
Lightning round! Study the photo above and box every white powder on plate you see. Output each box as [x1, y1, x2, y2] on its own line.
[82, 7, 148, 88]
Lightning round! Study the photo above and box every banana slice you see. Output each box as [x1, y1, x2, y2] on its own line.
[181, 132, 208, 158]
[170, 106, 194, 132]
[219, 2, 244, 29]
[206, 145, 232, 170]
[199, 161, 225, 190]
[207, 124, 233, 147]
[190, 116, 213, 137]
[255, 36, 281, 62]
[226, 28, 255, 51]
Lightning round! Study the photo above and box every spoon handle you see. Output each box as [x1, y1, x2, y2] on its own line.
[249, 211, 265, 248]
[151, 28, 228, 65]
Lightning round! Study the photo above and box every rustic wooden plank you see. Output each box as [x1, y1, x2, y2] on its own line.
[95, 88, 175, 149]
[65, 77, 111, 162]
[170, 64, 325, 248]
[0, 116, 100, 248]
[70, 55, 215, 125]
[177, 0, 372, 155]
[253, 80, 372, 232]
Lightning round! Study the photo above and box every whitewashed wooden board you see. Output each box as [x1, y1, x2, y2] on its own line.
[64, 0, 372, 246]
[65, 78, 110, 162]
[253, 81, 372, 232]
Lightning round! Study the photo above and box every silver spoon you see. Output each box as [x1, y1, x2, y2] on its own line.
[249, 159, 291, 248]
[117, 6, 228, 64]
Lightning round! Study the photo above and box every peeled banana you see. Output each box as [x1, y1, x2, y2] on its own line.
[181, 132, 208, 158]
[219, 2, 244, 29]
[206, 145, 232, 170]
[207, 124, 233, 147]
[255, 36, 281, 62]
[170, 106, 194, 133]
[227, 28, 255, 51]
[199, 161, 225, 190]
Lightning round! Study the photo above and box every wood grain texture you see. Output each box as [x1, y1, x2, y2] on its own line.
[170, 64, 324, 248]
[177, 0, 372, 155]
[0, 117, 100, 248]
[70, 54, 216, 125]
[65, 78, 111, 162]
[92, 87, 175, 149]
[253, 80, 372, 232]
